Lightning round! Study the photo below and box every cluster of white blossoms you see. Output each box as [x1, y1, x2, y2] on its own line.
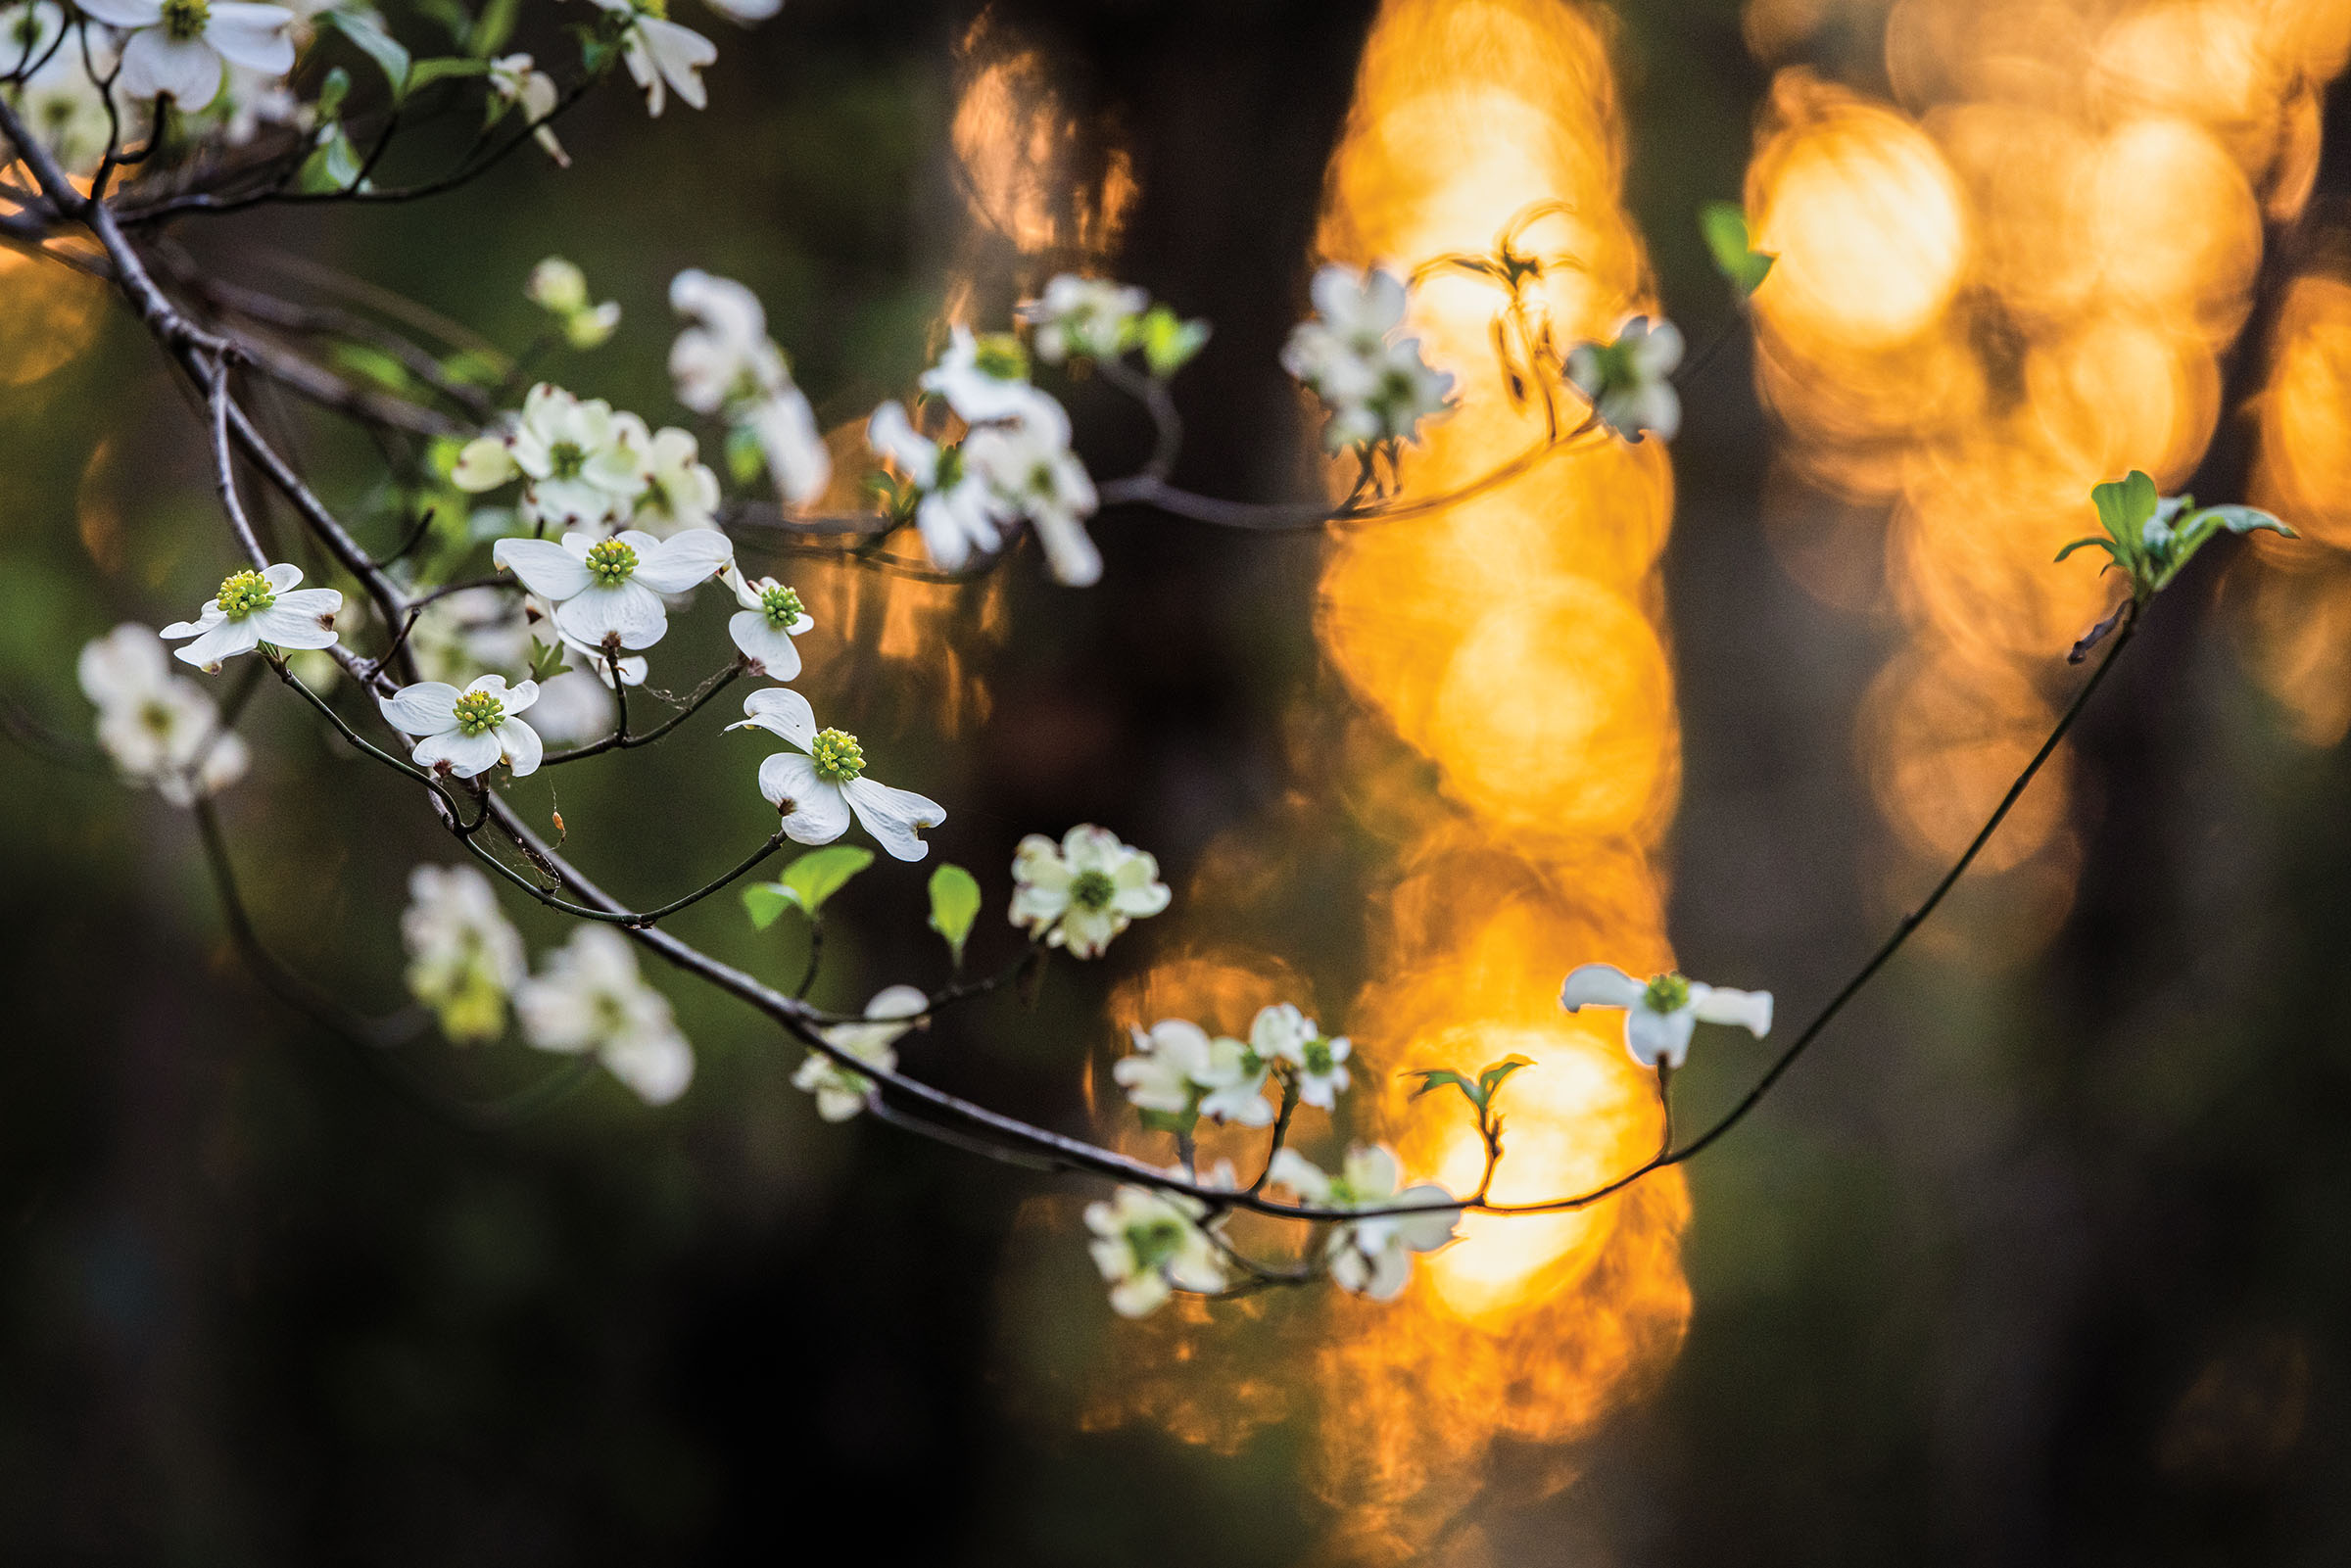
[870, 326, 1102, 585]
[400, 864, 526, 1045]
[1281, 264, 1456, 452]
[1564, 315, 1684, 445]
[667, 269, 831, 508]
[514, 925, 695, 1104]
[1266, 1145, 1457, 1301]
[1085, 1181, 1230, 1317]
[1559, 962, 1773, 1069]
[794, 984, 927, 1121]
[76, 623, 250, 804]
[454, 382, 724, 539]
[524, 257, 621, 351]
[1112, 1001, 1349, 1124]
[1008, 825, 1170, 957]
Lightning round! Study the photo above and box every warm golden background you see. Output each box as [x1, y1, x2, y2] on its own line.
[5, 0, 2350, 1562]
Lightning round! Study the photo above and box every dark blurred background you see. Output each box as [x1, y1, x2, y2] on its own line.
[6, 0, 2351, 1562]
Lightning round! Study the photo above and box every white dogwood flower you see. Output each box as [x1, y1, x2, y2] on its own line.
[920, 325, 1048, 425]
[586, 0, 716, 117]
[1113, 1019, 1275, 1128]
[77, 622, 249, 804]
[1559, 963, 1772, 1069]
[1266, 1144, 1457, 1301]
[1253, 1002, 1350, 1110]
[488, 53, 567, 166]
[1017, 274, 1147, 364]
[78, 0, 293, 109]
[1083, 1185, 1225, 1317]
[1007, 825, 1170, 958]
[378, 673, 544, 780]
[1281, 263, 1455, 451]
[719, 564, 813, 679]
[617, 417, 721, 536]
[457, 383, 650, 531]
[729, 687, 944, 861]
[1564, 315, 1684, 445]
[515, 926, 695, 1105]
[965, 395, 1101, 587]
[667, 268, 831, 504]
[793, 983, 926, 1122]
[526, 257, 620, 350]
[401, 864, 526, 1044]
[866, 400, 1003, 573]
[160, 562, 343, 671]
[491, 527, 734, 651]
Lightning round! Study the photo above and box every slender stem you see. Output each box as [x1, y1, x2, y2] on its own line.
[539, 661, 743, 766]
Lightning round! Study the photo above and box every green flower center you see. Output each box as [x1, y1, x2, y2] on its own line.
[760, 584, 805, 629]
[161, 0, 209, 42]
[215, 569, 275, 619]
[1300, 1038, 1335, 1075]
[583, 540, 638, 586]
[140, 700, 174, 735]
[934, 443, 966, 491]
[809, 727, 865, 784]
[1125, 1218, 1185, 1271]
[636, 0, 668, 17]
[1070, 869, 1117, 911]
[1643, 972, 1692, 1013]
[549, 441, 588, 481]
[452, 689, 506, 736]
[974, 332, 1030, 381]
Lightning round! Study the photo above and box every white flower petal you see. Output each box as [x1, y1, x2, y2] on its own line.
[733, 686, 816, 749]
[494, 537, 594, 600]
[497, 717, 544, 778]
[632, 526, 734, 593]
[552, 580, 669, 651]
[759, 754, 853, 843]
[120, 30, 222, 107]
[204, 3, 294, 75]
[727, 610, 803, 679]
[252, 592, 343, 649]
[378, 683, 461, 736]
[172, 618, 261, 670]
[1559, 963, 1645, 1014]
[1625, 1005, 1698, 1069]
[1690, 983, 1773, 1038]
[413, 726, 505, 779]
[842, 776, 943, 863]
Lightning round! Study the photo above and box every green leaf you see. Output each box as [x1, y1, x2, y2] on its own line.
[2149, 503, 2297, 593]
[2090, 469, 2159, 553]
[328, 341, 412, 395]
[741, 882, 794, 931]
[313, 65, 352, 122]
[725, 422, 765, 486]
[1700, 201, 1775, 297]
[406, 55, 491, 93]
[1476, 1055, 1535, 1103]
[2196, 504, 2293, 540]
[926, 864, 982, 966]
[1408, 1068, 1486, 1113]
[768, 845, 876, 923]
[526, 636, 568, 683]
[1130, 304, 1211, 377]
[293, 125, 366, 195]
[321, 11, 412, 103]
[467, 0, 520, 58]
[2053, 536, 2114, 564]
[412, 0, 473, 44]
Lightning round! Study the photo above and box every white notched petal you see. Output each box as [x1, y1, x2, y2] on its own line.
[252, 590, 344, 649]
[1559, 962, 1646, 1014]
[748, 389, 830, 506]
[727, 611, 803, 679]
[204, 3, 295, 74]
[378, 682, 461, 736]
[413, 727, 505, 779]
[865, 399, 937, 484]
[842, 777, 942, 863]
[494, 537, 594, 600]
[733, 685, 817, 750]
[759, 755, 853, 844]
[79, 624, 170, 706]
[602, 1029, 694, 1106]
[172, 618, 262, 670]
[1391, 1187, 1462, 1254]
[496, 718, 544, 778]
[1030, 508, 1102, 588]
[1625, 1005, 1699, 1070]
[638, 16, 715, 111]
[1266, 1147, 1330, 1202]
[552, 580, 669, 651]
[630, 526, 734, 594]
[120, 30, 223, 106]
[74, 0, 164, 24]
[1690, 983, 1773, 1038]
